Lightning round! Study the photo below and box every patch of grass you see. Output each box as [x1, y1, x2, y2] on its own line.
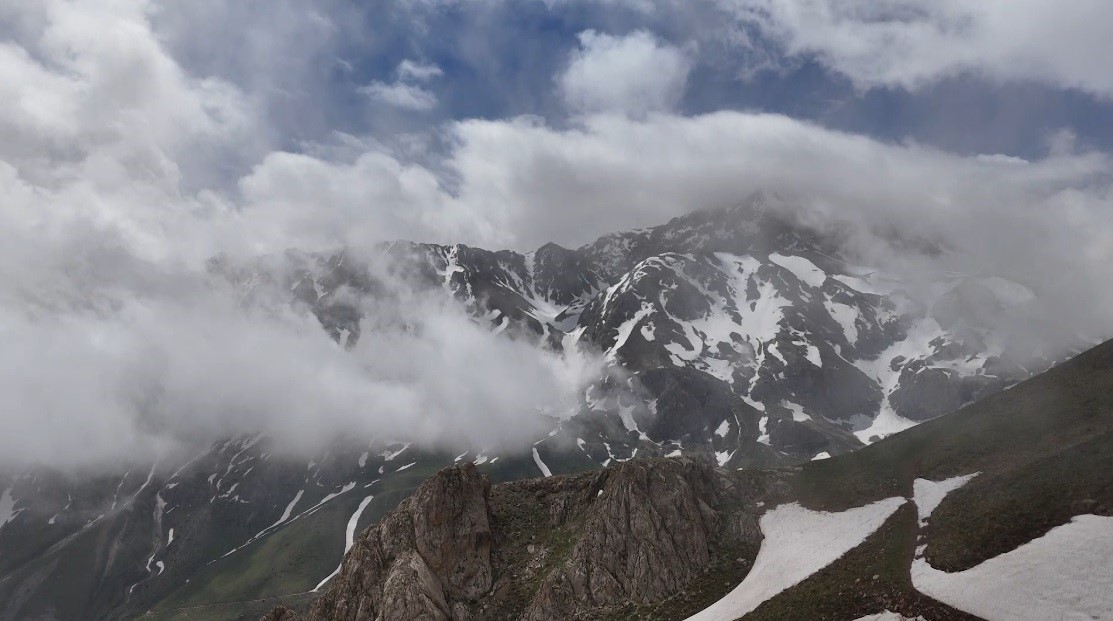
[927, 431, 1113, 571]
[726, 341, 1113, 619]
[789, 340, 1113, 572]
[796, 340, 1113, 512]
[747, 503, 978, 621]
[146, 460, 449, 618]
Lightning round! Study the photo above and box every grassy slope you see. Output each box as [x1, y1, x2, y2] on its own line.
[142, 447, 598, 619]
[742, 339, 1113, 619]
[795, 339, 1113, 568]
[746, 504, 979, 620]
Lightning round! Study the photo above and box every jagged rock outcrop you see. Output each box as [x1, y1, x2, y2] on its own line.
[305, 462, 492, 621]
[266, 458, 771, 621]
[521, 458, 757, 620]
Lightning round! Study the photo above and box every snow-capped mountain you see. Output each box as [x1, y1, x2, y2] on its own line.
[270, 193, 1048, 464]
[0, 195, 1063, 619]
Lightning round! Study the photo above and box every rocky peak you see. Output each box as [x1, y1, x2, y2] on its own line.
[265, 458, 771, 621]
[303, 462, 492, 621]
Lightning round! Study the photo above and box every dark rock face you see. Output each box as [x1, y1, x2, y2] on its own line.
[273, 458, 765, 621]
[307, 463, 492, 621]
[768, 418, 831, 455]
[888, 364, 1004, 422]
[522, 459, 748, 620]
[639, 367, 759, 444]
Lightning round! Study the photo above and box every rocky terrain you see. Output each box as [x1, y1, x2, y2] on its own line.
[264, 337, 1113, 621]
[265, 457, 774, 621]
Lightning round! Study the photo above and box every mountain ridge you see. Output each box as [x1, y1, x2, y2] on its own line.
[0, 196, 1077, 620]
[263, 336, 1113, 620]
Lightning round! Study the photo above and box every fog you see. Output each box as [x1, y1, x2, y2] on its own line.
[0, 250, 602, 469]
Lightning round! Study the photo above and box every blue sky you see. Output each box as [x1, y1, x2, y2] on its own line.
[147, 1, 1113, 162]
[4, 1, 1112, 251]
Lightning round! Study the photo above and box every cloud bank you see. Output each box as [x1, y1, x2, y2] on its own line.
[727, 0, 1113, 98]
[1, 1, 1111, 470]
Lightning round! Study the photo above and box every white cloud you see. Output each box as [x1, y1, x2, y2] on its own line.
[237, 110, 1113, 354]
[359, 80, 438, 110]
[728, 0, 1113, 97]
[0, 1, 253, 183]
[559, 29, 692, 115]
[397, 59, 444, 81]
[358, 59, 444, 111]
[2, 0, 1112, 472]
[0, 0, 593, 470]
[0, 261, 599, 468]
[235, 149, 480, 250]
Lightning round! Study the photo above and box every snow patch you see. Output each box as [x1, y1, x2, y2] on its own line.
[769, 253, 826, 288]
[532, 448, 553, 477]
[271, 490, 304, 528]
[714, 420, 731, 438]
[782, 401, 809, 422]
[825, 299, 860, 345]
[851, 612, 924, 621]
[686, 496, 906, 621]
[854, 407, 917, 444]
[811, 452, 831, 461]
[346, 496, 375, 551]
[911, 515, 1113, 621]
[803, 343, 822, 367]
[0, 487, 23, 533]
[833, 272, 895, 295]
[607, 303, 654, 362]
[380, 443, 411, 462]
[757, 417, 770, 445]
[314, 494, 376, 593]
[912, 474, 979, 526]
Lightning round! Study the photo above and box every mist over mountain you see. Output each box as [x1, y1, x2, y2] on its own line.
[2, 2, 1112, 620]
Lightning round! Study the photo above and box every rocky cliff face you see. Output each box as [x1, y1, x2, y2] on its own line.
[267, 458, 774, 621]
[306, 463, 493, 621]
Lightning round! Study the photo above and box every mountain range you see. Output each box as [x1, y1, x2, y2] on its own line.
[0, 195, 1085, 620]
[265, 334, 1113, 620]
